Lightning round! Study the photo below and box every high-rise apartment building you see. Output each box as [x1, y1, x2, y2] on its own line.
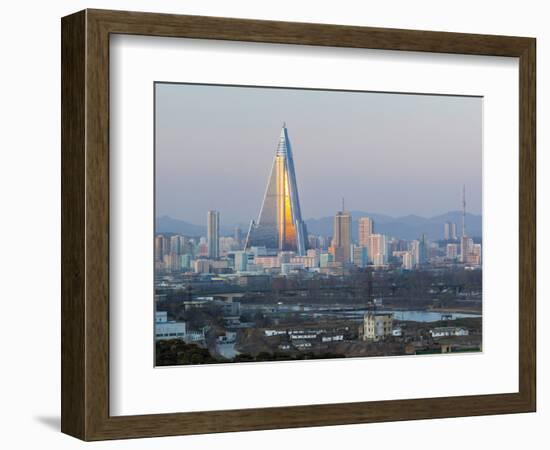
[155, 235, 165, 261]
[460, 236, 473, 263]
[234, 227, 243, 249]
[419, 234, 428, 264]
[352, 245, 369, 268]
[444, 221, 457, 240]
[368, 234, 387, 265]
[331, 206, 352, 263]
[409, 239, 420, 266]
[446, 243, 459, 260]
[358, 217, 374, 247]
[402, 251, 414, 270]
[234, 251, 248, 272]
[207, 210, 219, 259]
[170, 235, 182, 255]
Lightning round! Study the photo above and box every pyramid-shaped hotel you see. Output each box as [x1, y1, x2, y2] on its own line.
[245, 125, 309, 256]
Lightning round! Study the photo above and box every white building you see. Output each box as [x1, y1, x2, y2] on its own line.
[402, 251, 414, 270]
[429, 327, 469, 338]
[155, 311, 187, 341]
[362, 313, 393, 341]
[409, 240, 420, 266]
[281, 262, 305, 275]
[368, 234, 388, 264]
[217, 331, 237, 343]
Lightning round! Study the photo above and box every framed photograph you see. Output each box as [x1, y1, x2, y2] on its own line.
[61, 9, 536, 440]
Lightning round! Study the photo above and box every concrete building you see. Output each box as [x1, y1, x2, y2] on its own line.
[207, 210, 220, 259]
[430, 327, 469, 338]
[245, 263, 264, 273]
[234, 226, 243, 248]
[155, 311, 187, 341]
[163, 252, 181, 272]
[278, 251, 295, 264]
[234, 251, 248, 272]
[331, 205, 352, 263]
[219, 236, 236, 256]
[362, 313, 393, 341]
[180, 253, 193, 270]
[170, 234, 182, 255]
[419, 234, 429, 264]
[409, 239, 420, 266]
[319, 252, 334, 268]
[446, 243, 459, 260]
[281, 262, 305, 275]
[236, 274, 271, 289]
[461, 236, 474, 263]
[255, 255, 281, 268]
[358, 217, 374, 247]
[250, 246, 267, 257]
[444, 221, 457, 240]
[306, 248, 321, 266]
[368, 234, 388, 265]
[194, 259, 211, 273]
[155, 234, 165, 261]
[402, 251, 414, 270]
[470, 243, 482, 265]
[290, 255, 318, 268]
[352, 245, 369, 268]
[308, 235, 320, 249]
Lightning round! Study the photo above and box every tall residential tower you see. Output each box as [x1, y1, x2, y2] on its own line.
[330, 201, 352, 263]
[358, 217, 374, 247]
[207, 210, 219, 259]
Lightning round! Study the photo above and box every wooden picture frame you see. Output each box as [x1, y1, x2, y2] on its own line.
[61, 9, 536, 441]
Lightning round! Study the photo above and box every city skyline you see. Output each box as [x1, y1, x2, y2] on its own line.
[155, 83, 482, 225]
[154, 83, 483, 366]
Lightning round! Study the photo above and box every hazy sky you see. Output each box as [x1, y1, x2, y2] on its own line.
[155, 83, 482, 225]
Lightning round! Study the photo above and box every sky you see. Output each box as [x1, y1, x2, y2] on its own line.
[155, 83, 482, 226]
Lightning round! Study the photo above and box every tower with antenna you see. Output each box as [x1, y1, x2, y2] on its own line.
[460, 185, 471, 263]
[462, 184, 467, 238]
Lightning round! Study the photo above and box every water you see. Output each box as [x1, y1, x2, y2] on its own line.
[344, 309, 481, 322]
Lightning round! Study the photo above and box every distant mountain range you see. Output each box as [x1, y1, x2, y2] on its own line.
[306, 210, 481, 241]
[156, 210, 481, 241]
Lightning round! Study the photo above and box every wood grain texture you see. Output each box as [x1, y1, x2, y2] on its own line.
[60, 9, 537, 441]
[61, 10, 86, 439]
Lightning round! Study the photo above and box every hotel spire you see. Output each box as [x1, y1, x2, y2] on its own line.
[245, 124, 308, 255]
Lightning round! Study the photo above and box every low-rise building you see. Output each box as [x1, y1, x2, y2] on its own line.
[281, 262, 305, 275]
[155, 311, 187, 341]
[217, 331, 237, 343]
[429, 327, 469, 338]
[362, 312, 393, 341]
